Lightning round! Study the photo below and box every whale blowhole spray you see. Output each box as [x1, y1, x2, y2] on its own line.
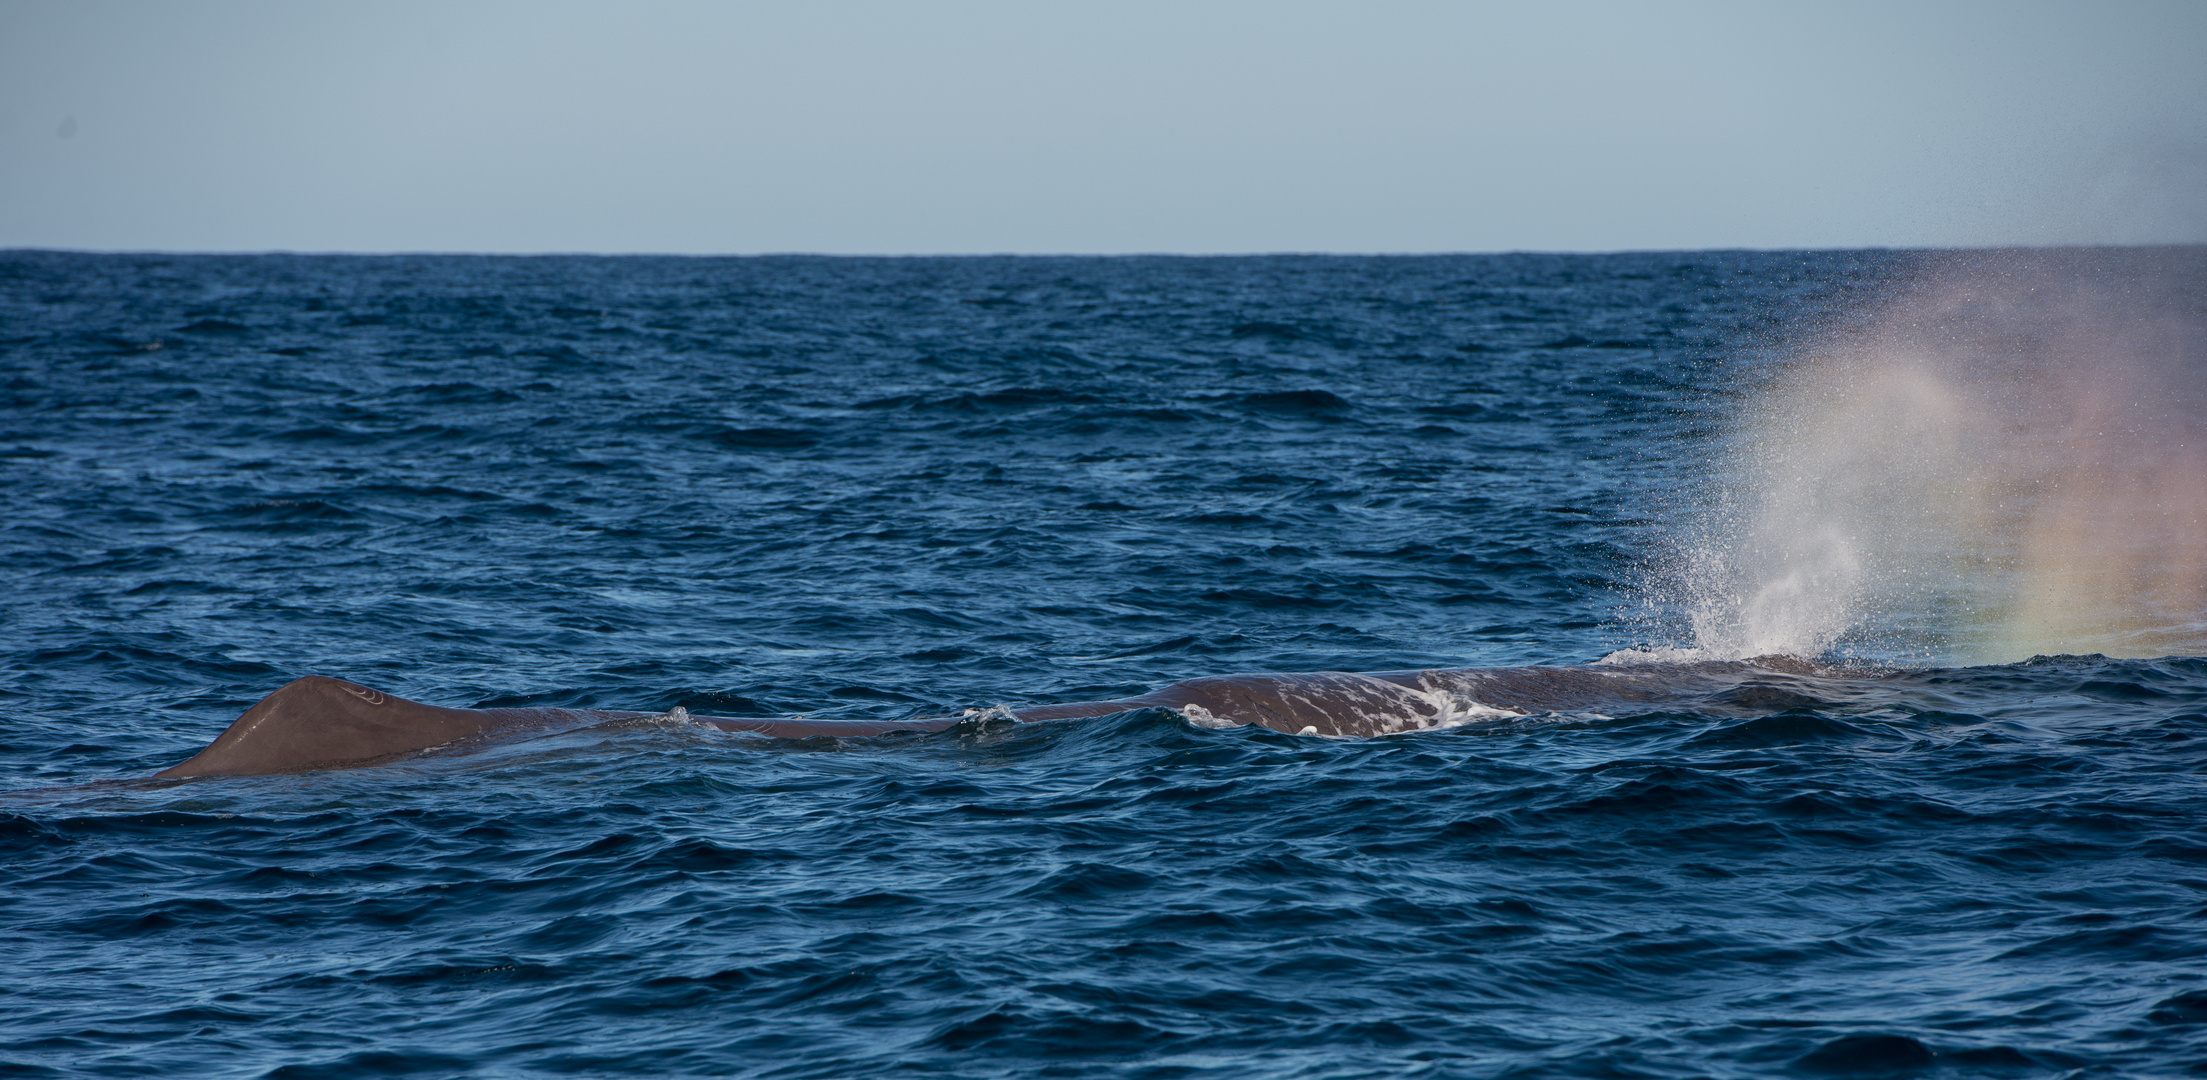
[1661, 249, 2207, 664]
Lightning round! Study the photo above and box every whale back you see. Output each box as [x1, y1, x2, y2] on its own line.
[1126, 671, 1450, 736]
[157, 676, 521, 778]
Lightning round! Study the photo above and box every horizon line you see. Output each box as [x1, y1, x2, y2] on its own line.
[7, 242, 2204, 260]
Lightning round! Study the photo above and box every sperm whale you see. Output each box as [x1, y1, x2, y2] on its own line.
[154, 659, 1843, 778]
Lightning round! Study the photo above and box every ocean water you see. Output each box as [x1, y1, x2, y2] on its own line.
[4, 249, 2206, 1078]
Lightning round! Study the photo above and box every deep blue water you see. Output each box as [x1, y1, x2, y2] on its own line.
[4, 250, 2206, 1078]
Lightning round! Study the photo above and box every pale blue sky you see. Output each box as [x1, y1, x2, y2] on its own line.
[3, 1, 2203, 254]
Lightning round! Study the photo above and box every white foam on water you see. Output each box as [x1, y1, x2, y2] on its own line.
[1393, 685, 1526, 733]
[1594, 646, 1711, 665]
[1176, 686, 1522, 737]
[1175, 703, 1242, 729]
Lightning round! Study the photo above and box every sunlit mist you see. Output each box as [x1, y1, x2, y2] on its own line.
[1674, 250, 2207, 663]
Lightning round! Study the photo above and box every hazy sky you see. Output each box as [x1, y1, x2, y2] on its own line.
[3, 1, 2203, 254]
